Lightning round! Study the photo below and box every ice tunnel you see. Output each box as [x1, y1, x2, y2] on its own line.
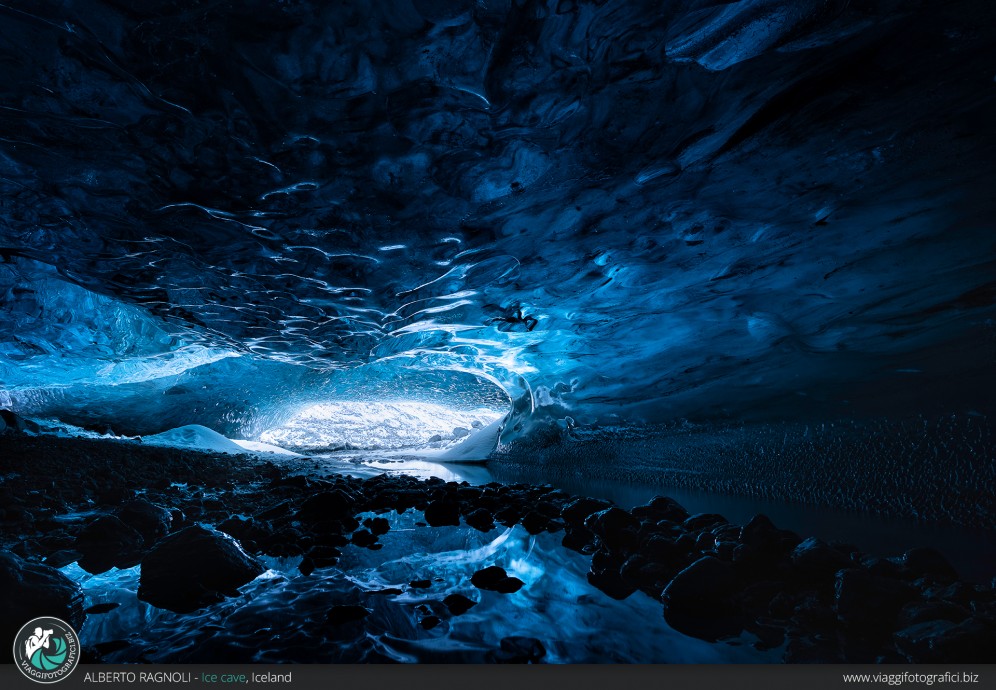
[1, 0, 995, 666]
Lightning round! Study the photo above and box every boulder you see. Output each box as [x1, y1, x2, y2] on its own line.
[296, 490, 355, 523]
[443, 593, 477, 615]
[587, 548, 635, 600]
[561, 497, 611, 526]
[464, 508, 496, 532]
[896, 547, 958, 582]
[632, 496, 689, 523]
[741, 514, 800, 553]
[585, 507, 640, 550]
[117, 499, 172, 545]
[363, 517, 390, 536]
[0, 409, 36, 434]
[520, 511, 549, 534]
[895, 616, 996, 662]
[561, 525, 596, 553]
[138, 526, 264, 612]
[471, 565, 524, 594]
[75, 515, 144, 574]
[325, 605, 371, 626]
[662, 556, 743, 641]
[791, 537, 851, 578]
[350, 529, 377, 548]
[897, 600, 971, 627]
[424, 499, 461, 527]
[0, 550, 85, 643]
[834, 568, 918, 633]
[682, 513, 727, 531]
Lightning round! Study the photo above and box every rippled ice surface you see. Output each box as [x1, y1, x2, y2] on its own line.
[65, 511, 773, 663]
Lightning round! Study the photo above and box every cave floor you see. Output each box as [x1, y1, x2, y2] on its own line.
[1, 434, 994, 663]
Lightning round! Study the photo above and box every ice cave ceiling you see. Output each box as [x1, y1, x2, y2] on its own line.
[0, 0, 994, 437]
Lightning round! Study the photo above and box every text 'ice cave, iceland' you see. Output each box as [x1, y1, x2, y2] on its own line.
[0, 0, 995, 666]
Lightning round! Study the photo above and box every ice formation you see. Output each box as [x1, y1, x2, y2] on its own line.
[0, 0, 993, 462]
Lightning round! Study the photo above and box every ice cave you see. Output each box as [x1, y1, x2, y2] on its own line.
[1, 0, 994, 665]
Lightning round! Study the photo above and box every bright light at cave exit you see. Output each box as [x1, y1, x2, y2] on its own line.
[259, 400, 507, 451]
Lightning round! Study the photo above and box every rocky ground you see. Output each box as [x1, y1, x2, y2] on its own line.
[1, 431, 995, 663]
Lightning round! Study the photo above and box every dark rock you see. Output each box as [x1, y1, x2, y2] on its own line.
[97, 486, 134, 506]
[585, 507, 640, 550]
[489, 636, 547, 664]
[662, 556, 743, 641]
[217, 516, 263, 543]
[256, 500, 292, 520]
[738, 579, 787, 615]
[202, 497, 225, 511]
[520, 511, 549, 534]
[420, 615, 441, 630]
[326, 605, 371, 626]
[695, 531, 717, 550]
[471, 565, 524, 593]
[791, 537, 851, 578]
[44, 549, 81, 569]
[85, 602, 120, 615]
[893, 619, 958, 662]
[0, 409, 35, 433]
[424, 499, 461, 527]
[0, 549, 86, 643]
[298, 557, 315, 576]
[682, 513, 727, 531]
[863, 556, 903, 579]
[138, 525, 264, 613]
[409, 579, 431, 589]
[898, 600, 971, 627]
[494, 506, 520, 527]
[895, 616, 996, 662]
[561, 525, 596, 553]
[792, 592, 837, 631]
[834, 568, 918, 633]
[464, 508, 496, 532]
[304, 545, 341, 569]
[363, 517, 390, 536]
[117, 499, 172, 544]
[739, 513, 792, 553]
[297, 490, 354, 523]
[922, 581, 978, 607]
[588, 548, 636, 600]
[350, 529, 377, 548]
[561, 497, 612, 526]
[621, 554, 679, 595]
[443, 593, 477, 615]
[633, 496, 689, 523]
[75, 514, 145, 573]
[897, 547, 958, 582]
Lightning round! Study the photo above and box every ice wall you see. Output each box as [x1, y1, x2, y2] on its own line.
[0, 0, 994, 441]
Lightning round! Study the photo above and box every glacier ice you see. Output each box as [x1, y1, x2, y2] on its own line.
[0, 0, 993, 464]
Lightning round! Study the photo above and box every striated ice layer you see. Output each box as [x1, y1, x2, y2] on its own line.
[0, 0, 993, 451]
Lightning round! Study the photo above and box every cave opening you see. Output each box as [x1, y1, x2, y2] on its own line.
[1, 0, 994, 667]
